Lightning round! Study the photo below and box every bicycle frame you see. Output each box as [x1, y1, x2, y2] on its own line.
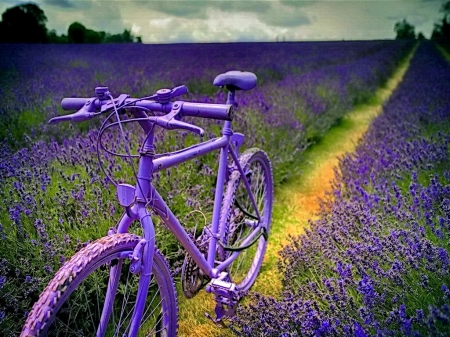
[113, 120, 263, 278]
[98, 90, 265, 335]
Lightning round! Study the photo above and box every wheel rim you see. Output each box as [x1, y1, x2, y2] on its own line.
[42, 250, 171, 337]
[228, 155, 272, 290]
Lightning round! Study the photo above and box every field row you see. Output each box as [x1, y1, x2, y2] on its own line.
[232, 41, 450, 336]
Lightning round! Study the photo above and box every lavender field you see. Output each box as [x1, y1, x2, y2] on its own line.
[233, 41, 450, 336]
[0, 39, 436, 336]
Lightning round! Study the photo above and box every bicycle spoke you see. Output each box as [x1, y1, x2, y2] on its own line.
[146, 311, 166, 336]
[117, 267, 132, 332]
[140, 280, 160, 328]
[83, 286, 96, 335]
[141, 298, 163, 328]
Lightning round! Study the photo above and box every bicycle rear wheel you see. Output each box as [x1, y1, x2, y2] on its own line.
[21, 234, 178, 337]
[219, 148, 273, 292]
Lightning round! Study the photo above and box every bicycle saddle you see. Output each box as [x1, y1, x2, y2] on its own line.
[213, 71, 257, 91]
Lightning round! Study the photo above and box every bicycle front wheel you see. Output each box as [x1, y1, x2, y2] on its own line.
[21, 234, 178, 337]
[219, 148, 273, 292]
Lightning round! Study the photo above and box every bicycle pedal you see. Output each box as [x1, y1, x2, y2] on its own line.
[206, 278, 238, 299]
[206, 278, 239, 321]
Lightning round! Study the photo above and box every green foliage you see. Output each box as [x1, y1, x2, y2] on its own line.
[394, 19, 416, 40]
[47, 29, 68, 44]
[0, 105, 46, 148]
[0, 3, 141, 44]
[185, 78, 220, 96]
[67, 22, 139, 44]
[432, 1, 450, 39]
[0, 3, 47, 43]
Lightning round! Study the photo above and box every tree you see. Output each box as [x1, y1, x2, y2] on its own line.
[68, 22, 86, 43]
[432, 1, 450, 39]
[394, 19, 415, 39]
[47, 29, 68, 43]
[68, 22, 141, 43]
[0, 3, 48, 43]
[104, 29, 132, 43]
[417, 32, 426, 40]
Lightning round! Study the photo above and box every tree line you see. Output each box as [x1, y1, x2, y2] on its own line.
[394, 1, 450, 40]
[0, 3, 141, 44]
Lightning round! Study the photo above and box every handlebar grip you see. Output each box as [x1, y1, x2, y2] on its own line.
[181, 102, 234, 121]
[61, 98, 89, 110]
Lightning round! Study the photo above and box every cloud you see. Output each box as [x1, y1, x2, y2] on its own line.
[214, 1, 272, 13]
[42, 0, 92, 10]
[144, 0, 311, 28]
[280, 0, 314, 8]
[143, 0, 272, 17]
[257, 4, 311, 27]
[42, 0, 78, 9]
[141, 1, 210, 18]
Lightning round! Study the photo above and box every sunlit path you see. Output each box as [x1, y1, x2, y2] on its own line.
[252, 44, 416, 298]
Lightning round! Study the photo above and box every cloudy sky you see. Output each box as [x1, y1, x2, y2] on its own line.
[0, 0, 446, 42]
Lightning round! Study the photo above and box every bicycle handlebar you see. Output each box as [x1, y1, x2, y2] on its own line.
[56, 98, 234, 121]
[50, 93, 235, 138]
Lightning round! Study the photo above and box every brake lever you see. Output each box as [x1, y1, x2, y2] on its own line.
[49, 98, 98, 124]
[148, 101, 205, 136]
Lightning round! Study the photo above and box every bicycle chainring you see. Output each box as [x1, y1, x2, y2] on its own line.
[181, 226, 211, 299]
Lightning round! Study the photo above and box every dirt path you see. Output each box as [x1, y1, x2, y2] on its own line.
[177, 48, 415, 337]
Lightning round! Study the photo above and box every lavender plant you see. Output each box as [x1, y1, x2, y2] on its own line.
[232, 41, 450, 336]
[0, 40, 413, 335]
[0, 41, 411, 148]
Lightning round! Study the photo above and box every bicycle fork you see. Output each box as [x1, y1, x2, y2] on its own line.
[98, 203, 156, 337]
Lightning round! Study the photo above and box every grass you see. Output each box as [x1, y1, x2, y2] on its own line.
[175, 44, 416, 337]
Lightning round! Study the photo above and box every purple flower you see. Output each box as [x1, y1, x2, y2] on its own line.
[442, 285, 450, 301]
[0, 275, 6, 288]
[353, 322, 368, 337]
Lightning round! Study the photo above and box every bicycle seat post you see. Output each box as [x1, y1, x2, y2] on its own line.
[226, 88, 236, 107]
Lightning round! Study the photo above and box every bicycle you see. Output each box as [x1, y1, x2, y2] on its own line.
[21, 70, 273, 337]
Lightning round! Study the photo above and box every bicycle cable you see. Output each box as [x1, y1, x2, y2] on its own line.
[98, 117, 154, 158]
[97, 111, 119, 187]
[108, 94, 148, 201]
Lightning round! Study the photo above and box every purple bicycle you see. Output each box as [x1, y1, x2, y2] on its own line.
[21, 71, 273, 336]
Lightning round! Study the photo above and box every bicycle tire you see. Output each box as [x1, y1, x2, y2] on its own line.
[21, 233, 178, 337]
[218, 148, 273, 292]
